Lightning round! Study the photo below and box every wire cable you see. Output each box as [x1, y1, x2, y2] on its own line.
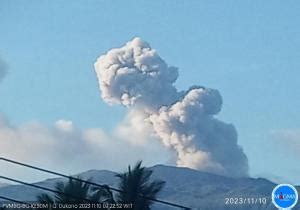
[0, 157, 190, 209]
[0, 195, 29, 204]
[0, 175, 94, 203]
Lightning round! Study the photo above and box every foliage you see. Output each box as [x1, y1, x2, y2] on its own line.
[36, 161, 165, 210]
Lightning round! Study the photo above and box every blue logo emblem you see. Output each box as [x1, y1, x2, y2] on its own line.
[272, 184, 298, 209]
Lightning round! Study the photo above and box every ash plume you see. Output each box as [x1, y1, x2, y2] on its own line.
[94, 38, 179, 110]
[94, 38, 249, 177]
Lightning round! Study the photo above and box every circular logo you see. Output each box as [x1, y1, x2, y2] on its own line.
[272, 184, 298, 209]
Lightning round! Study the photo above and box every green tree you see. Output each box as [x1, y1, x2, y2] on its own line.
[37, 177, 90, 204]
[90, 184, 115, 204]
[37, 177, 99, 210]
[36, 162, 165, 210]
[116, 161, 165, 210]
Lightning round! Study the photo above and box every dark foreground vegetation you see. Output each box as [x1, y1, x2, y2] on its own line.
[0, 161, 165, 210]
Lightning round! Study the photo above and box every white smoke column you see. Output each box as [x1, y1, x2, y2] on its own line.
[94, 38, 249, 177]
[94, 38, 179, 110]
[149, 88, 248, 176]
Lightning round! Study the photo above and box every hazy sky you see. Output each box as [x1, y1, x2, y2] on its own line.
[0, 1, 299, 184]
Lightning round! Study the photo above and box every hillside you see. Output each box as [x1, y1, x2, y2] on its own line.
[0, 165, 299, 210]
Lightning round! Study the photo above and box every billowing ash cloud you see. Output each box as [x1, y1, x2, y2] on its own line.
[94, 38, 180, 110]
[94, 37, 249, 177]
[150, 88, 248, 176]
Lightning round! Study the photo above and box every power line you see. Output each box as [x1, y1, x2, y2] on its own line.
[0, 175, 94, 204]
[0, 157, 191, 209]
[0, 195, 29, 205]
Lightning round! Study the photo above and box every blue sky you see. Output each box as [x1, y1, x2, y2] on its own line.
[0, 1, 300, 183]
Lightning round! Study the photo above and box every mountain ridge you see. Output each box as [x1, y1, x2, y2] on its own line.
[0, 165, 299, 210]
